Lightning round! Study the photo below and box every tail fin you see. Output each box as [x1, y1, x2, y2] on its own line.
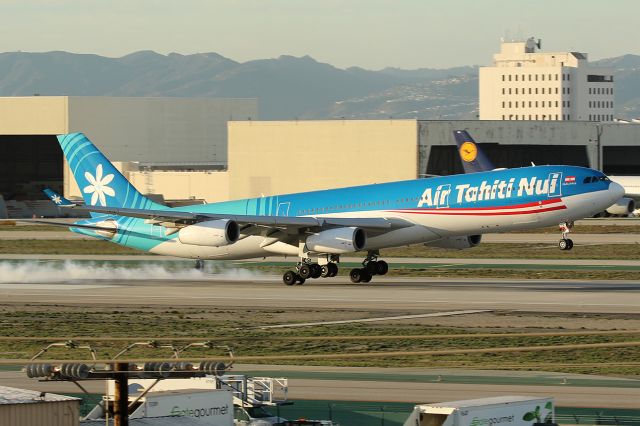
[58, 133, 163, 209]
[453, 130, 495, 174]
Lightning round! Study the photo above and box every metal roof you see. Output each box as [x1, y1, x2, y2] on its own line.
[420, 395, 550, 409]
[0, 385, 80, 405]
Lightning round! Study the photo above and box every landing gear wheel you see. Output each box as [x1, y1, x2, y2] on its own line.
[558, 239, 569, 250]
[350, 268, 364, 283]
[195, 260, 204, 270]
[320, 265, 331, 278]
[365, 261, 378, 275]
[310, 264, 322, 279]
[566, 238, 574, 250]
[376, 260, 389, 275]
[360, 272, 372, 283]
[295, 275, 306, 285]
[328, 263, 338, 277]
[298, 264, 311, 279]
[283, 270, 296, 286]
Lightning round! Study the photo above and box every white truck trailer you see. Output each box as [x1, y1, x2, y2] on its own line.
[403, 396, 555, 426]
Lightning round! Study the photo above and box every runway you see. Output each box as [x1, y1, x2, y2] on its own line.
[2, 275, 640, 313]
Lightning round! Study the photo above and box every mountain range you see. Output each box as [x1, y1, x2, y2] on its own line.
[1, 50, 639, 120]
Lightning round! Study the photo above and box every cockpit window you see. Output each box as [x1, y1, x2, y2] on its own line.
[583, 176, 610, 184]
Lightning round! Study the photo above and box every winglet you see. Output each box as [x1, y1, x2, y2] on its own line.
[43, 188, 76, 207]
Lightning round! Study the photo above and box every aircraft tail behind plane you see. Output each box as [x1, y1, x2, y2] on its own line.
[57, 133, 164, 210]
[453, 130, 495, 174]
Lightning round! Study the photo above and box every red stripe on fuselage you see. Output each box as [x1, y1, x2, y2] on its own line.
[399, 198, 563, 212]
[390, 204, 567, 216]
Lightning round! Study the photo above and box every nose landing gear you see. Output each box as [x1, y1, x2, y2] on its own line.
[558, 221, 574, 250]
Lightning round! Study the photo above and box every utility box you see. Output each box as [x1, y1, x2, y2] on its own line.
[403, 396, 555, 426]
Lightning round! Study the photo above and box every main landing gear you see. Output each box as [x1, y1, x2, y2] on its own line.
[349, 252, 389, 284]
[195, 259, 205, 270]
[558, 221, 574, 251]
[282, 259, 339, 286]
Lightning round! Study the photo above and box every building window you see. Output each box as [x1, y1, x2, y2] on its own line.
[555, 87, 558, 94]
[542, 101, 545, 107]
[529, 114, 532, 119]
[535, 88, 538, 94]
[502, 101, 505, 108]
[555, 101, 559, 107]
[515, 88, 518, 94]
[509, 101, 512, 108]
[555, 74, 559, 80]
[509, 88, 512, 94]
[568, 101, 570, 107]
[502, 75, 505, 81]
[535, 74, 538, 81]
[542, 74, 545, 81]
[508, 75, 512, 81]
[588, 88, 591, 94]
[528, 75, 532, 81]
[529, 101, 532, 107]
[502, 115, 505, 119]
[535, 101, 538, 107]
[568, 88, 571, 94]
[568, 74, 571, 81]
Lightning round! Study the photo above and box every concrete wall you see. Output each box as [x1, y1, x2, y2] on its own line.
[0, 97, 68, 134]
[67, 97, 257, 165]
[228, 120, 418, 199]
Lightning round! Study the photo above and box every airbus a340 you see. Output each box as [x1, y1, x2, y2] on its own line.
[41, 133, 623, 285]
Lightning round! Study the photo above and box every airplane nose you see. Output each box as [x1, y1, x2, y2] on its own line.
[609, 181, 625, 200]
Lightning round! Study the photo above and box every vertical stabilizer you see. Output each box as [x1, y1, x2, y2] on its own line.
[58, 133, 163, 209]
[453, 130, 496, 174]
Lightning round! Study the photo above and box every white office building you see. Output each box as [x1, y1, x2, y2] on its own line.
[479, 37, 614, 122]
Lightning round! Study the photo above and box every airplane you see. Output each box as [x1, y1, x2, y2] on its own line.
[453, 130, 637, 217]
[38, 132, 623, 285]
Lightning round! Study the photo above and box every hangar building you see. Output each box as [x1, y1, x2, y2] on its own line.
[228, 119, 640, 199]
[1, 96, 640, 217]
[0, 96, 257, 216]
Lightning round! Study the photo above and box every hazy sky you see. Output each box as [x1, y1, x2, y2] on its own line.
[1, 0, 638, 69]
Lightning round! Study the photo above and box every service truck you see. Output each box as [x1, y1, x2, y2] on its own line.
[403, 396, 555, 426]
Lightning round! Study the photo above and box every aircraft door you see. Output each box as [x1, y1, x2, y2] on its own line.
[276, 202, 291, 216]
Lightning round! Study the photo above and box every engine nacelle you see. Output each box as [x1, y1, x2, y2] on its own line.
[605, 197, 636, 216]
[178, 219, 240, 247]
[306, 227, 366, 254]
[425, 235, 482, 250]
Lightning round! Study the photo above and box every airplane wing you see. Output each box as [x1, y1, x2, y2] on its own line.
[71, 204, 412, 231]
[42, 189, 412, 233]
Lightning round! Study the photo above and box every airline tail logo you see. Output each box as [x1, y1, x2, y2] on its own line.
[83, 164, 116, 206]
[459, 141, 478, 162]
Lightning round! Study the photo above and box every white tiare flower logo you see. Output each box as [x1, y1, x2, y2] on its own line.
[83, 164, 115, 206]
[51, 195, 62, 205]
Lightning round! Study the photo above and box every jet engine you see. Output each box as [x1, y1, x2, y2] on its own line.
[425, 235, 482, 250]
[605, 197, 636, 216]
[178, 219, 240, 247]
[306, 227, 366, 254]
